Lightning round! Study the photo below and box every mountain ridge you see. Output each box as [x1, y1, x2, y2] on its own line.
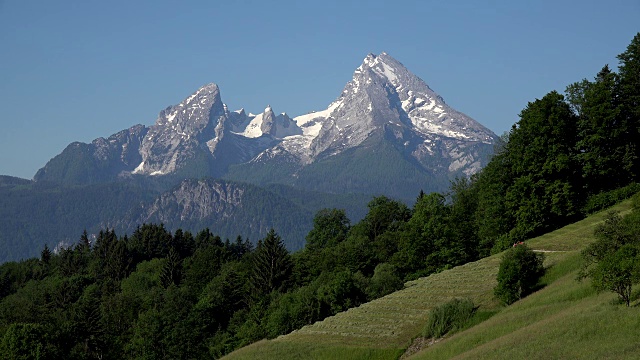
[34, 52, 497, 199]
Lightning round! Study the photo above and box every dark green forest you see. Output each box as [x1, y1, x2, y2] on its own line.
[1, 33, 639, 359]
[0, 178, 372, 263]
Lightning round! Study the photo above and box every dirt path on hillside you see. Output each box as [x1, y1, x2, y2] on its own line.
[532, 249, 569, 253]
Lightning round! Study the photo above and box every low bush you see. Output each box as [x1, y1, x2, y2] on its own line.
[422, 298, 475, 338]
[583, 183, 640, 214]
[494, 244, 545, 305]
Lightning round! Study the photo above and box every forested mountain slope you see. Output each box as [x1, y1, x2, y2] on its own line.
[224, 200, 635, 360]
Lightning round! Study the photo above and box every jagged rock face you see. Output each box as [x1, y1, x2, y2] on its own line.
[108, 178, 313, 250]
[94, 124, 149, 169]
[133, 84, 226, 176]
[135, 178, 244, 224]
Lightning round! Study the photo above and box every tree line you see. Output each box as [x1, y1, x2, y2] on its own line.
[473, 32, 640, 251]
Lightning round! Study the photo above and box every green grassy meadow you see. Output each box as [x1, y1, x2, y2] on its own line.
[223, 200, 637, 359]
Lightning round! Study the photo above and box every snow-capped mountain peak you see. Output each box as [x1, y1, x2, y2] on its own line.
[37, 53, 497, 191]
[273, 52, 497, 171]
[132, 83, 226, 176]
[231, 105, 303, 139]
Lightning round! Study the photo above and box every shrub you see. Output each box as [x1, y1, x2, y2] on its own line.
[422, 298, 475, 338]
[583, 183, 640, 214]
[494, 244, 545, 305]
[490, 234, 514, 255]
[580, 210, 640, 306]
[588, 244, 640, 306]
[367, 263, 404, 299]
[632, 191, 640, 211]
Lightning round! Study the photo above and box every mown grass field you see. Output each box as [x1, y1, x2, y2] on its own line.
[223, 200, 636, 360]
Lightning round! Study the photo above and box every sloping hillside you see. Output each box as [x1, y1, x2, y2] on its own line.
[408, 202, 638, 359]
[223, 200, 634, 359]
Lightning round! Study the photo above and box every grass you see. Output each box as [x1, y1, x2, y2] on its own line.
[408, 253, 640, 359]
[222, 340, 404, 360]
[223, 200, 636, 360]
[224, 252, 502, 359]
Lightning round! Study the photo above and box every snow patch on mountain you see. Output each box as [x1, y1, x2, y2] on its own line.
[240, 111, 267, 138]
[132, 161, 145, 174]
[231, 105, 303, 139]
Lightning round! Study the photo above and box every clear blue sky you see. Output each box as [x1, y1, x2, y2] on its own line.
[1, 0, 638, 179]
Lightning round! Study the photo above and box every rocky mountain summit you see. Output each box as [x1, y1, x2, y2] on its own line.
[260, 52, 496, 173]
[35, 52, 497, 199]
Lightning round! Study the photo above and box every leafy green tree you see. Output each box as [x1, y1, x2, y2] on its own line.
[172, 228, 195, 259]
[367, 263, 403, 299]
[356, 196, 411, 241]
[334, 233, 377, 275]
[305, 209, 350, 252]
[78, 229, 91, 251]
[194, 261, 249, 333]
[194, 228, 222, 249]
[393, 193, 454, 277]
[580, 209, 640, 306]
[58, 246, 83, 277]
[100, 291, 140, 358]
[474, 137, 515, 255]
[569, 65, 635, 194]
[37, 245, 52, 279]
[182, 242, 229, 294]
[297, 209, 351, 281]
[317, 270, 367, 314]
[565, 78, 591, 118]
[227, 235, 253, 260]
[580, 67, 623, 181]
[126, 284, 201, 359]
[504, 91, 580, 239]
[494, 244, 545, 305]
[263, 285, 323, 339]
[587, 245, 640, 306]
[119, 258, 165, 310]
[420, 193, 459, 273]
[0, 323, 55, 360]
[0, 271, 10, 300]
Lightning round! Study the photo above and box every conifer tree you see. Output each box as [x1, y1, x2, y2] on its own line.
[160, 247, 182, 288]
[251, 229, 292, 297]
[40, 244, 51, 265]
[616, 32, 640, 179]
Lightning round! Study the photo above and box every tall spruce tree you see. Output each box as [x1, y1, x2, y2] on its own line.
[251, 229, 292, 297]
[160, 247, 182, 288]
[616, 32, 640, 179]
